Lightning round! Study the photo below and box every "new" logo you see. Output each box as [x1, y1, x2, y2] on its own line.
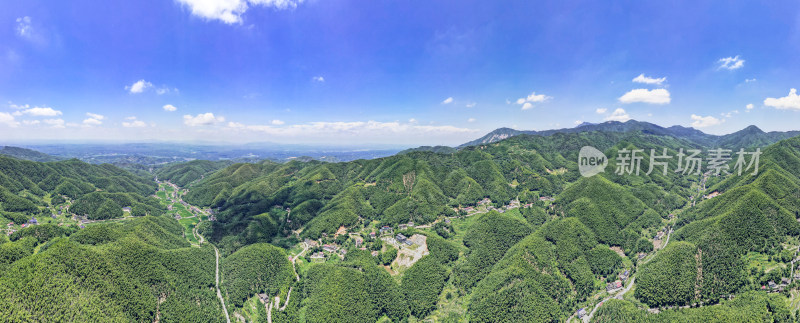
[579, 146, 607, 177]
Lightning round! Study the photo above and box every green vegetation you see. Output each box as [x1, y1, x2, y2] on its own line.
[453, 211, 531, 291]
[594, 291, 790, 322]
[0, 216, 223, 322]
[0, 156, 164, 223]
[400, 256, 449, 318]
[221, 243, 295, 308]
[301, 250, 408, 322]
[469, 218, 622, 321]
[4, 130, 800, 321]
[155, 160, 232, 187]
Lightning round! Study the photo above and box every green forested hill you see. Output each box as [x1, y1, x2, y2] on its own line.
[461, 120, 800, 149]
[0, 146, 63, 162]
[0, 156, 165, 222]
[186, 131, 698, 252]
[4, 130, 800, 322]
[469, 217, 623, 321]
[155, 159, 233, 187]
[0, 216, 223, 322]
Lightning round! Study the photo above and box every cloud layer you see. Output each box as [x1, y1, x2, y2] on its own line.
[717, 56, 745, 70]
[515, 91, 552, 110]
[618, 88, 671, 104]
[184, 112, 225, 126]
[690, 114, 723, 128]
[604, 108, 631, 122]
[176, 0, 305, 24]
[764, 88, 800, 110]
[632, 74, 666, 85]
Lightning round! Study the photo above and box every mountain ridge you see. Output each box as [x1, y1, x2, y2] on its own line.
[458, 120, 800, 149]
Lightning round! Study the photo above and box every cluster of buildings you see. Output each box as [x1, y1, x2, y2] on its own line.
[375, 221, 418, 236]
[307, 242, 347, 262]
[606, 280, 623, 293]
[764, 278, 791, 292]
[395, 233, 414, 246]
[456, 197, 542, 217]
[398, 222, 415, 230]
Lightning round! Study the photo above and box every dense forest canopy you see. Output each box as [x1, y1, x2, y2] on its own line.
[2, 130, 800, 322]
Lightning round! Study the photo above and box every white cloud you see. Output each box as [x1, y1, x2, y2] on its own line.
[690, 114, 723, 128]
[8, 103, 29, 110]
[43, 118, 65, 128]
[163, 104, 178, 112]
[176, 0, 305, 24]
[574, 120, 583, 125]
[15, 16, 32, 38]
[465, 102, 476, 108]
[717, 56, 745, 70]
[467, 118, 476, 123]
[515, 91, 552, 110]
[721, 110, 738, 118]
[271, 119, 285, 125]
[632, 74, 666, 85]
[155, 87, 178, 95]
[82, 118, 102, 126]
[604, 108, 631, 122]
[595, 108, 607, 114]
[524, 92, 551, 103]
[86, 113, 105, 120]
[764, 88, 800, 110]
[22, 120, 39, 125]
[441, 97, 454, 104]
[746, 103, 754, 110]
[184, 112, 225, 126]
[312, 76, 325, 82]
[13, 106, 63, 117]
[126, 80, 153, 94]
[0, 112, 19, 127]
[82, 113, 103, 126]
[745, 78, 757, 83]
[123, 119, 147, 128]
[618, 88, 671, 104]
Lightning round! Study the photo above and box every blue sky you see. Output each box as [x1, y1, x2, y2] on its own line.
[1, 0, 799, 146]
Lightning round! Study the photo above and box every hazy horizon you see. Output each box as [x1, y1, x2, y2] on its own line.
[1, 119, 794, 149]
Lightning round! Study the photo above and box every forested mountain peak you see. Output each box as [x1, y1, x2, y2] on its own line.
[459, 120, 799, 150]
[0, 146, 62, 162]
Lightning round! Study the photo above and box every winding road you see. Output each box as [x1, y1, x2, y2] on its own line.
[583, 277, 636, 322]
[159, 181, 230, 323]
[214, 246, 231, 323]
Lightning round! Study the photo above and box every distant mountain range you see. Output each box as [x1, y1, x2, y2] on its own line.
[459, 120, 800, 149]
[0, 146, 63, 162]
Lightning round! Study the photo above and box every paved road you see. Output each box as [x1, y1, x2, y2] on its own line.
[583, 277, 635, 322]
[163, 181, 230, 323]
[214, 246, 231, 323]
